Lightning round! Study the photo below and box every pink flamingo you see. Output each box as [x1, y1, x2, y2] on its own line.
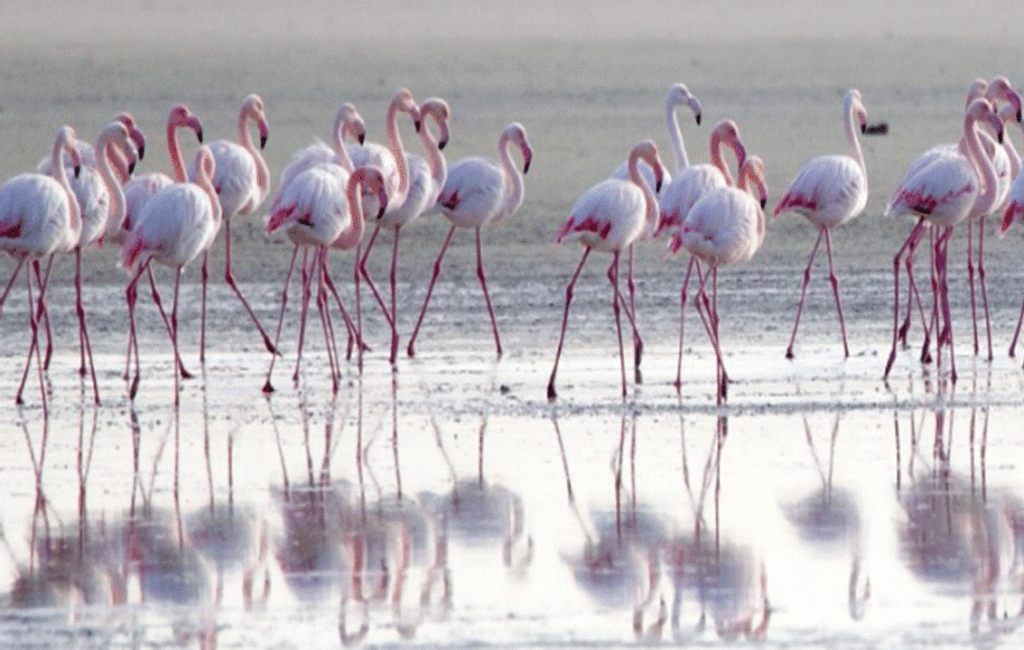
[342, 89, 419, 367]
[65, 121, 139, 403]
[359, 97, 451, 366]
[262, 166, 387, 393]
[0, 125, 82, 408]
[662, 120, 747, 389]
[774, 89, 869, 359]
[406, 121, 533, 359]
[190, 94, 276, 361]
[547, 140, 665, 401]
[998, 111, 1024, 362]
[122, 145, 221, 404]
[884, 98, 1003, 383]
[38, 112, 146, 179]
[262, 105, 368, 391]
[675, 156, 768, 403]
[609, 83, 702, 380]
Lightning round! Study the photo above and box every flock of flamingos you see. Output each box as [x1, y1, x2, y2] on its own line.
[2, 78, 1024, 407]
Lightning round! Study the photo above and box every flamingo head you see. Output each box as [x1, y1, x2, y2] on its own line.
[985, 76, 1023, 123]
[741, 156, 768, 209]
[242, 94, 270, 149]
[335, 103, 367, 146]
[711, 119, 747, 173]
[632, 140, 665, 193]
[391, 88, 420, 132]
[57, 125, 82, 178]
[192, 145, 216, 184]
[668, 82, 703, 126]
[968, 98, 1004, 144]
[502, 122, 533, 174]
[421, 97, 451, 150]
[845, 89, 868, 135]
[351, 165, 389, 220]
[101, 121, 137, 174]
[169, 103, 204, 144]
[116, 112, 146, 161]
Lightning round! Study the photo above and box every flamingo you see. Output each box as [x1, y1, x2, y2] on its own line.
[262, 105, 368, 391]
[608, 83, 702, 380]
[262, 165, 387, 393]
[774, 89, 869, 359]
[884, 98, 1003, 383]
[343, 89, 419, 367]
[0, 125, 82, 408]
[546, 140, 665, 401]
[997, 113, 1024, 362]
[359, 97, 451, 366]
[891, 78, 1021, 361]
[65, 121, 139, 403]
[189, 94, 276, 361]
[38, 112, 146, 179]
[406, 121, 533, 359]
[674, 156, 768, 403]
[122, 145, 221, 404]
[662, 119, 747, 389]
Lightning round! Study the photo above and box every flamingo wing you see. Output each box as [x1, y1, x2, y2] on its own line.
[775, 154, 867, 228]
[557, 179, 645, 251]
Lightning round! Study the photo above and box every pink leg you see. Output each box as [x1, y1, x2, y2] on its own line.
[0, 255, 27, 318]
[15, 260, 50, 411]
[407, 225, 456, 358]
[966, 218, 979, 355]
[147, 268, 193, 379]
[608, 252, 628, 399]
[884, 219, 927, 380]
[627, 246, 643, 384]
[358, 222, 397, 341]
[200, 250, 209, 364]
[292, 248, 315, 384]
[823, 229, 850, 358]
[39, 260, 54, 372]
[920, 227, 938, 364]
[674, 257, 697, 392]
[475, 228, 503, 358]
[125, 261, 149, 401]
[694, 266, 728, 403]
[977, 216, 993, 361]
[546, 249, 590, 401]
[263, 245, 300, 394]
[935, 227, 957, 383]
[170, 267, 187, 405]
[73, 248, 100, 404]
[388, 225, 402, 365]
[785, 229, 824, 359]
[1009, 291, 1024, 359]
[353, 241, 364, 371]
[322, 259, 366, 357]
[222, 218, 278, 355]
[314, 249, 340, 393]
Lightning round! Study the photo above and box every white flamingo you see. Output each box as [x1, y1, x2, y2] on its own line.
[774, 89, 869, 359]
[406, 121, 533, 358]
[547, 140, 665, 401]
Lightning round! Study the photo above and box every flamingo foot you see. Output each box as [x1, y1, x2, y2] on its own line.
[785, 346, 795, 360]
[78, 364, 87, 377]
[672, 379, 682, 395]
[262, 380, 274, 394]
[546, 382, 557, 402]
[129, 374, 140, 401]
[179, 366, 194, 380]
[407, 342, 416, 359]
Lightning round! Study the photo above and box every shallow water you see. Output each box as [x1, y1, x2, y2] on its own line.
[5, 2, 1024, 647]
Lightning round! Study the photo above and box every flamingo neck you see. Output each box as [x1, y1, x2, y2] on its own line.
[628, 150, 659, 231]
[385, 102, 410, 202]
[109, 140, 132, 184]
[844, 103, 866, 178]
[1003, 126, 1021, 180]
[168, 122, 188, 183]
[98, 138, 126, 240]
[498, 132, 525, 218]
[49, 137, 80, 232]
[239, 109, 270, 202]
[420, 119, 447, 189]
[709, 131, 735, 187]
[665, 100, 688, 173]
[333, 118, 357, 173]
[965, 115, 999, 218]
[195, 166, 223, 227]
[335, 174, 366, 249]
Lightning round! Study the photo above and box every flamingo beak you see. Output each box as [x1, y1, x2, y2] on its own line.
[259, 118, 269, 150]
[522, 144, 533, 174]
[358, 132, 366, 146]
[376, 187, 389, 220]
[128, 160, 136, 175]
[131, 129, 147, 161]
[760, 197, 767, 210]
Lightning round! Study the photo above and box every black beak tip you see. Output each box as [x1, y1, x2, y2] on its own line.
[1018, 109, 1022, 123]
[860, 124, 866, 134]
[358, 134, 366, 145]
[439, 137, 449, 150]
[197, 129, 204, 144]
[760, 198, 767, 209]
[260, 134, 268, 150]
[138, 145, 146, 161]
[695, 114, 702, 126]
[74, 165, 81, 179]
[128, 161, 137, 175]
[414, 120, 422, 133]
[523, 160, 531, 174]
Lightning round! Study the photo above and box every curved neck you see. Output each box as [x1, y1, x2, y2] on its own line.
[48, 138, 80, 231]
[109, 140, 132, 184]
[1004, 127, 1021, 180]
[665, 101, 688, 173]
[498, 133, 525, 218]
[333, 119, 357, 173]
[167, 121, 188, 183]
[965, 116, 999, 217]
[709, 131, 735, 187]
[239, 109, 270, 201]
[420, 119, 447, 188]
[843, 103, 866, 178]
[194, 165, 223, 226]
[628, 151, 659, 231]
[335, 175, 366, 249]
[97, 139, 126, 236]
[385, 102, 410, 201]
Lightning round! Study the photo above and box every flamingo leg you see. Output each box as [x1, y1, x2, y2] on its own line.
[314, 248, 340, 393]
[407, 225, 456, 358]
[546, 248, 590, 401]
[147, 267, 193, 379]
[627, 246, 643, 384]
[353, 241, 363, 372]
[674, 257, 697, 392]
[292, 248, 315, 384]
[39, 259, 54, 372]
[125, 261, 150, 401]
[200, 249, 209, 364]
[322, 257, 367, 359]
[73, 248, 100, 404]
[884, 218, 928, 379]
[785, 228, 824, 359]
[920, 226, 938, 364]
[389, 225, 402, 365]
[966, 218, 979, 356]
[823, 228, 850, 358]
[0, 255, 27, 318]
[935, 227, 957, 383]
[170, 267, 187, 405]
[1009, 290, 1024, 360]
[693, 265, 728, 402]
[222, 217, 279, 355]
[608, 252, 629, 399]
[475, 228, 503, 358]
[15, 261, 49, 412]
[977, 216, 993, 361]
[357, 222, 398, 357]
[263, 245, 300, 394]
